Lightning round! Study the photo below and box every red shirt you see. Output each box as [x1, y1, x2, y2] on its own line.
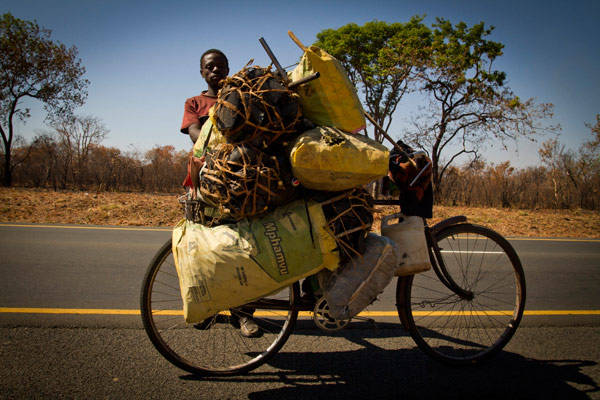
[180, 92, 217, 134]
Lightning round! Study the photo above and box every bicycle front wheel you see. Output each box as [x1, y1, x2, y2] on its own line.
[397, 223, 526, 364]
[140, 239, 299, 375]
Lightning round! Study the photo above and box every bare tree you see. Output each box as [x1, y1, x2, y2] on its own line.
[538, 115, 600, 209]
[143, 145, 189, 192]
[49, 115, 108, 188]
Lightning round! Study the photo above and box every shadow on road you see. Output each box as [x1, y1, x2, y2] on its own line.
[184, 326, 599, 399]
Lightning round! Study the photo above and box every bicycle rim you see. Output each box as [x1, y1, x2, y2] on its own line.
[398, 223, 526, 364]
[140, 239, 299, 375]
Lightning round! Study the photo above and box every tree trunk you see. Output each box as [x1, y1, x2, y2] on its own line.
[431, 155, 442, 203]
[2, 150, 12, 187]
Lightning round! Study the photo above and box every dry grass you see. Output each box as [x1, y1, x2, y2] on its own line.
[0, 188, 181, 227]
[1, 187, 599, 238]
[374, 205, 600, 238]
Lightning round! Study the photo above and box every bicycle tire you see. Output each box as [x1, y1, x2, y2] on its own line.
[397, 223, 526, 364]
[140, 239, 299, 375]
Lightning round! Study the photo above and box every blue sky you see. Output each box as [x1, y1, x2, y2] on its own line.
[3, 0, 599, 167]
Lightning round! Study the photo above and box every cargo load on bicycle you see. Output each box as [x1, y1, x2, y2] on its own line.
[174, 32, 434, 326]
[141, 32, 526, 376]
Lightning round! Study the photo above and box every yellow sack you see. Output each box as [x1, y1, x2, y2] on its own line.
[289, 126, 389, 191]
[192, 108, 227, 158]
[172, 199, 339, 323]
[288, 32, 366, 134]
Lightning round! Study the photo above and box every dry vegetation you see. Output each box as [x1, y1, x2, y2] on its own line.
[1, 187, 599, 238]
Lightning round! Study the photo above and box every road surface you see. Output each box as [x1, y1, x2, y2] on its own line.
[1, 223, 599, 399]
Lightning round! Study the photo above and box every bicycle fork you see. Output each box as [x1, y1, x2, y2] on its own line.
[425, 219, 474, 301]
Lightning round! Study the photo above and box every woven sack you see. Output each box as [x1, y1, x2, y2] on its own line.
[318, 233, 400, 320]
[172, 199, 340, 323]
[289, 126, 389, 191]
[288, 32, 366, 134]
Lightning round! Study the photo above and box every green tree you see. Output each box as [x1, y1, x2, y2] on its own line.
[405, 18, 556, 192]
[0, 13, 88, 186]
[314, 17, 430, 142]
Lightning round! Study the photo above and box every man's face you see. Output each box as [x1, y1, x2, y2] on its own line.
[201, 53, 229, 89]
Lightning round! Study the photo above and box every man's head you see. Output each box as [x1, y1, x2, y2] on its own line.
[200, 49, 229, 95]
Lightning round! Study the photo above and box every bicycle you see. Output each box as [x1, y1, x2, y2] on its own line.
[140, 198, 526, 375]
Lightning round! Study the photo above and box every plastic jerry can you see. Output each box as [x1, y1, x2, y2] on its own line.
[380, 212, 432, 276]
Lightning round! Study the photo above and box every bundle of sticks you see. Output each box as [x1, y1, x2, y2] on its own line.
[213, 64, 303, 148]
[197, 142, 298, 225]
[311, 188, 374, 262]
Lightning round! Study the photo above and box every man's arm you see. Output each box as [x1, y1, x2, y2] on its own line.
[188, 123, 202, 143]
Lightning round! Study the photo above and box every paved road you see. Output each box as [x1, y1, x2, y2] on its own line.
[1, 223, 599, 399]
[1, 223, 598, 319]
[1, 325, 599, 399]
[0, 223, 169, 311]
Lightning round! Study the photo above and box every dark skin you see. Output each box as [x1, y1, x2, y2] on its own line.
[188, 53, 229, 143]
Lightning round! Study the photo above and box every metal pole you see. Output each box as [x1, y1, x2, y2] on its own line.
[259, 37, 290, 83]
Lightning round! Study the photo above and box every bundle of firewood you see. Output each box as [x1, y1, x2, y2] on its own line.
[197, 142, 298, 224]
[213, 65, 304, 148]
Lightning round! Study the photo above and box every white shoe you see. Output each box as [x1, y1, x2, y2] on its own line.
[239, 316, 259, 338]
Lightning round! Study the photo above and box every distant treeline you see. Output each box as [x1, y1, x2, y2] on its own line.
[6, 138, 189, 193]
[436, 161, 599, 210]
[4, 134, 599, 211]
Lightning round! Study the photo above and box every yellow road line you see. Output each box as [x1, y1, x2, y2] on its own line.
[411, 310, 600, 316]
[0, 307, 141, 315]
[1, 307, 599, 317]
[523, 310, 600, 315]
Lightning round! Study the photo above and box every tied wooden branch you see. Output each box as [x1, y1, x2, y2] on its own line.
[363, 112, 417, 168]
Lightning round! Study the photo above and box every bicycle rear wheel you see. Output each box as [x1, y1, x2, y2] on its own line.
[397, 223, 526, 364]
[140, 239, 299, 375]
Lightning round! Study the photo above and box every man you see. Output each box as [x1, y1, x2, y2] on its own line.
[180, 49, 229, 144]
[180, 49, 260, 338]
